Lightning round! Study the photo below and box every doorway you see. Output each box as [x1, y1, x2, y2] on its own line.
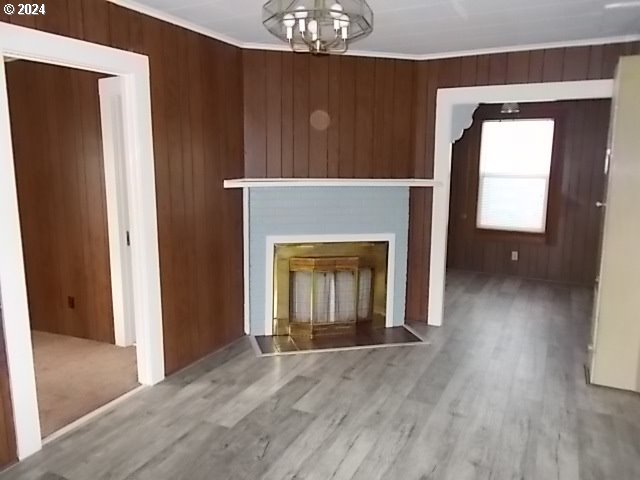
[426, 80, 615, 328]
[446, 99, 611, 284]
[0, 23, 164, 461]
[5, 60, 141, 439]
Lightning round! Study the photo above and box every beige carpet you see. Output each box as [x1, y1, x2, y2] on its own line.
[31, 331, 139, 438]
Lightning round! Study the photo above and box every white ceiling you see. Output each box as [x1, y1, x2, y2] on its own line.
[116, 0, 640, 58]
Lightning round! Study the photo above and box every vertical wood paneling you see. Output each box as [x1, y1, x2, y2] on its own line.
[602, 44, 624, 78]
[542, 48, 565, 81]
[393, 60, 415, 178]
[309, 55, 329, 177]
[447, 100, 610, 285]
[266, 52, 282, 178]
[378, 60, 396, 178]
[488, 53, 508, 84]
[2, 2, 246, 380]
[528, 50, 545, 82]
[244, 53, 431, 180]
[338, 56, 356, 177]
[506, 51, 530, 83]
[242, 50, 266, 177]
[412, 62, 430, 176]
[459, 56, 478, 87]
[242, 44, 640, 184]
[353, 57, 375, 178]
[326, 56, 341, 178]
[293, 54, 310, 177]
[281, 52, 294, 177]
[2, 11, 639, 460]
[562, 46, 590, 80]
[7, 62, 114, 344]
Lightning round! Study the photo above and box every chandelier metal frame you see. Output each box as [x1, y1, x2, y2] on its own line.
[262, 0, 374, 55]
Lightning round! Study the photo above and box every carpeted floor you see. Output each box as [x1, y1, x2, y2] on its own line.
[31, 331, 139, 438]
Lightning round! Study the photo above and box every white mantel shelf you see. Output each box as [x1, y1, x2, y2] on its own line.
[224, 178, 441, 189]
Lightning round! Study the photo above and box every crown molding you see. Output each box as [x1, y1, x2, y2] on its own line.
[108, 0, 640, 61]
[242, 34, 640, 61]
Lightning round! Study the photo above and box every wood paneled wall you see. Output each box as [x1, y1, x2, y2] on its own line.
[405, 43, 638, 321]
[243, 51, 415, 178]
[447, 100, 611, 285]
[7, 61, 114, 343]
[1, 0, 245, 375]
[241, 42, 639, 321]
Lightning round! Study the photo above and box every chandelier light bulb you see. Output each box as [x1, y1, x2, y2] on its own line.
[330, 3, 343, 18]
[294, 6, 308, 19]
[340, 14, 350, 39]
[308, 19, 319, 41]
[283, 13, 295, 27]
[283, 13, 295, 39]
[295, 6, 308, 33]
[330, 2, 344, 29]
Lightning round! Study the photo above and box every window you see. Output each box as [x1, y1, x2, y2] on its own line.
[476, 118, 556, 234]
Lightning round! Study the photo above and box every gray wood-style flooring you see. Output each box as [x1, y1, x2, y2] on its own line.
[3, 271, 639, 480]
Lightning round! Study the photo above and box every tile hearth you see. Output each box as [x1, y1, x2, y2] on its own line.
[253, 324, 424, 356]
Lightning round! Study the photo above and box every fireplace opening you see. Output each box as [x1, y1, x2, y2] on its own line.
[273, 242, 388, 339]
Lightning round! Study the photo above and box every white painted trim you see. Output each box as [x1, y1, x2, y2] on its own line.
[99, 77, 136, 347]
[241, 35, 640, 60]
[106, 1, 640, 61]
[224, 178, 440, 189]
[243, 189, 250, 335]
[264, 233, 396, 337]
[0, 22, 165, 460]
[428, 80, 615, 328]
[0, 57, 40, 462]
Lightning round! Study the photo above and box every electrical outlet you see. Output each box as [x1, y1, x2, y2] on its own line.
[511, 251, 519, 261]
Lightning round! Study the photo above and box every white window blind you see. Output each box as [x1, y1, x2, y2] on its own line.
[476, 119, 555, 233]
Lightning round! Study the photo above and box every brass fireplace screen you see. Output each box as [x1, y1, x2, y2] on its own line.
[272, 242, 388, 338]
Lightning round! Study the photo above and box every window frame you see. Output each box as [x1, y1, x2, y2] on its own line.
[470, 103, 565, 244]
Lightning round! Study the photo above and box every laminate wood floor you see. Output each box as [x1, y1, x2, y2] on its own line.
[3, 271, 639, 479]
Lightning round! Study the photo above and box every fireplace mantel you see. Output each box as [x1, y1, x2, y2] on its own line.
[224, 178, 440, 189]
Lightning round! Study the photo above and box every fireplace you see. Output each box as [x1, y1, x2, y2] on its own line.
[272, 242, 388, 339]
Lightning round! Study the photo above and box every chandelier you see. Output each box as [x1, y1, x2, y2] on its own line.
[262, 1, 374, 55]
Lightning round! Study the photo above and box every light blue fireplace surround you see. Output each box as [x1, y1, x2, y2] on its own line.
[248, 186, 410, 336]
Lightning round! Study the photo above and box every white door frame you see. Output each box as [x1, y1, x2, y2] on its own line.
[0, 23, 165, 459]
[428, 80, 614, 327]
[99, 77, 136, 347]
